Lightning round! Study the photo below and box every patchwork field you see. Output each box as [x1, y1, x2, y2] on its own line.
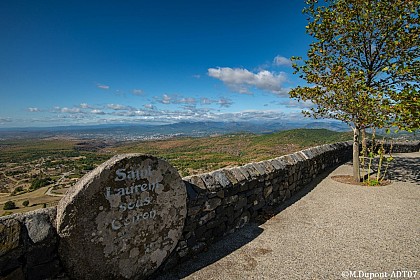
[0, 129, 353, 215]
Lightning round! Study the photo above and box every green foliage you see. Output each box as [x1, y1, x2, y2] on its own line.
[365, 179, 380, 186]
[3, 201, 16, 210]
[12, 186, 24, 195]
[290, 0, 419, 181]
[290, 0, 419, 131]
[362, 138, 394, 186]
[22, 200, 29, 207]
[30, 177, 53, 190]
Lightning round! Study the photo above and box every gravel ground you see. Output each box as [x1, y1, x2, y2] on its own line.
[156, 152, 420, 280]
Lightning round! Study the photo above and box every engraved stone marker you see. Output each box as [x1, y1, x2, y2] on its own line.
[56, 154, 187, 280]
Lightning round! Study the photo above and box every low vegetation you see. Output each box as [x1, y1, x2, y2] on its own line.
[0, 128, 353, 215]
[110, 129, 353, 176]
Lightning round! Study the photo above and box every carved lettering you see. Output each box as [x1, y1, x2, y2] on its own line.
[114, 166, 152, 181]
[110, 210, 157, 231]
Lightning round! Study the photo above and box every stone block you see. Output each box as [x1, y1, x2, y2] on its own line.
[240, 165, 255, 179]
[261, 161, 275, 175]
[234, 211, 250, 229]
[204, 198, 222, 212]
[24, 213, 54, 245]
[223, 195, 239, 205]
[212, 170, 231, 188]
[184, 175, 206, 190]
[0, 218, 21, 257]
[263, 185, 273, 198]
[216, 190, 225, 198]
[234, 196, 247, 211]
[229, 167, 247, 183]
[200, 173, 217, 190]
[222, 169, 239, 186]
[251, 162, 266, 177]
[199, 211, 216, 225]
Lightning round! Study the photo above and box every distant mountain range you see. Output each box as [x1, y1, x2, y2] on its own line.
[0, 121, 351, 140]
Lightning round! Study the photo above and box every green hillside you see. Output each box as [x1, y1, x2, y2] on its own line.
[110, 129, 353, 176]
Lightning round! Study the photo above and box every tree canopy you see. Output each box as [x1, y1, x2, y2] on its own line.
[290, 0, 419, 131]
[290, 0, 419, 181]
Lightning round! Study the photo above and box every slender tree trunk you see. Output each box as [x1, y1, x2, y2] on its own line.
[361, 128, 367, 157]
[361, 127, 367, 170]
[352, 126, 361, 182]
[372, 127, 376, 148]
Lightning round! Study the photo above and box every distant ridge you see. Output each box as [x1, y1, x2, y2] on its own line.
[0, 121, 350, 140]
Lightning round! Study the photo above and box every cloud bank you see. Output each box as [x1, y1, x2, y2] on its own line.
[208, 67, 289, 95]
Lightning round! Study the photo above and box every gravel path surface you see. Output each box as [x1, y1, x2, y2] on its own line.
[157, 152, 419, 280]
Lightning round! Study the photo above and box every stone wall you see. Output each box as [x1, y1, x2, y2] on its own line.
[0, 208, 60, 280]
[158, 141, 353, 271]
[0, 141, 418, 280]
[382, 141, 420, 153]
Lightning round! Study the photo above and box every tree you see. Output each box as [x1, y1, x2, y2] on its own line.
[3, 201, 16, 210]
[22, 200, 30, 207]
[290, 0, 419, 182]
[30, 177, 53, 191]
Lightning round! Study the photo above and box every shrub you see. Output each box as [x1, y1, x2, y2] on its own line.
[22, 200, 29, 207]
[3, 201, 17, 210]
[30, 177, 53, 191]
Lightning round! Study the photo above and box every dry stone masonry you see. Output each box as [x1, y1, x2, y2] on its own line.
[0, 141, 418, 280]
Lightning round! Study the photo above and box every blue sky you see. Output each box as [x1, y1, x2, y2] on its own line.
[0, 0, 314, 128]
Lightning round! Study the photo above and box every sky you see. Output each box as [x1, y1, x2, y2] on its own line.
[0, 0, 314, 128]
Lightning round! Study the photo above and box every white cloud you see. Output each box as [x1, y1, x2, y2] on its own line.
[278, 99, 314, 109]
[28, 107, 40, 112]
[91, 109, 105, 115]
[200, 97, 213, 105]
[217, 97, 233, 108]
[144, 104, 155, 110]
[60, 107, 81, 114]
[208, 67, 289, 95]
[97, 83, 110, 90]
[132, 89, 143, 95]
[107, 104, 134, 111]
[155, 94, 197, 105]
[79, 103, 91, 109]
[178, 97, 196, 105]
[161, 94, 172, 104]
[273, 55, 292, 67]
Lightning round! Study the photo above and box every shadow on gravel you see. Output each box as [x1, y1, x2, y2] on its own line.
[387, 156, 420, 183]
[154, 166, 335, 280]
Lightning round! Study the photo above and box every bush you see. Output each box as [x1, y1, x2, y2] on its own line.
[22, 200, 29, 207]
[12, 186, 24, 195]
[30, 177, 53, 191]
[3, 201, 17, 210]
